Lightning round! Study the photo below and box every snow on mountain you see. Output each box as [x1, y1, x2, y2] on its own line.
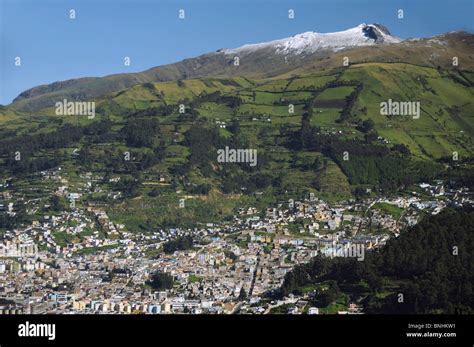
[222, 24, 402, 56]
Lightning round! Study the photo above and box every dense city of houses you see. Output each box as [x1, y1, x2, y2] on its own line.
[0, 169, 472, 315]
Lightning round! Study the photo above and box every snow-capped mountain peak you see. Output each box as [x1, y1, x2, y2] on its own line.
[222, 23, 402, 56]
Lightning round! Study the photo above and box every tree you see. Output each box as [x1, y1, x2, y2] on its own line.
[114, 177, 141, 198]
[280, 208, 474, 314]
[50, 195, 64, 211]
[392, 144, 410, 155]
[147, 271, 174, 290]
[228, 118, 241, 135]
[359, 119, 375, 133]
[310, 281, 340, 307]
[312, 157, 325, 171]
[238, 288, 247, 301]
[163, 235, 194, 253]
[364, 131, 378, 143]
[121, 118, 160, 148]
[354, 187, 369, 200]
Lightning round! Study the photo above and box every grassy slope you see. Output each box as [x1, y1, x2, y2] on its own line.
[341, 63, 474, 159]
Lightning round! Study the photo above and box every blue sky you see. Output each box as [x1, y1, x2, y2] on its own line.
[0, 0, 473, 105]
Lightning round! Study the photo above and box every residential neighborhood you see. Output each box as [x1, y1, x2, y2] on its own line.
[1, 168, 471, 315]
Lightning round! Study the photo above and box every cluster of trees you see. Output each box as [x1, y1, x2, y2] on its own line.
[0, 120, 116, 176]
[121, 118, 160, 148]
[0, 105, 200, 181]
[330, 147, 440, 190]
[0, 201, 28, 231]
[227, 118, 241, 135]
[163, 235, 194, 254]
[179, 123, 281, 195]
[221, 171, 273, 194]
[185, 183, 212, 195]
[1, 120, 113, 156]
[113, 177, 141, 198]
[364, 207, 474, 314]
[280, 109, 321, 151]
[0, 212, 25, 230]
[177, 108, 200, 123]
[308, 281, 341, 307]
[4, 155, 63, 176]
[337, 83, 363, 123]
[357, 119, 375, 133]
[191, 91, 241, 108]
[299, 111, 321, 150]
[283, 122, 439, 193]
[278, 207, 474, 314]
[126, 105, 174, 118]
[146, 271, 174, 290]
[0, 124, 84, 157]
[78, 147, 163, 174]
[184, 125, 222, 167]
[49, 195, 66, 212]
[443, 165, 474, 191]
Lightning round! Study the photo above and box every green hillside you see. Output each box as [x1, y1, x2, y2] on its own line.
[341, 63, 474, 159]
[0, 62, 473, 231]
[9, 32, 474, 113]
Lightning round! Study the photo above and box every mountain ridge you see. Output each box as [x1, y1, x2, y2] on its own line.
[9, 25, 474, 112]
[222, 23, 401, 56]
